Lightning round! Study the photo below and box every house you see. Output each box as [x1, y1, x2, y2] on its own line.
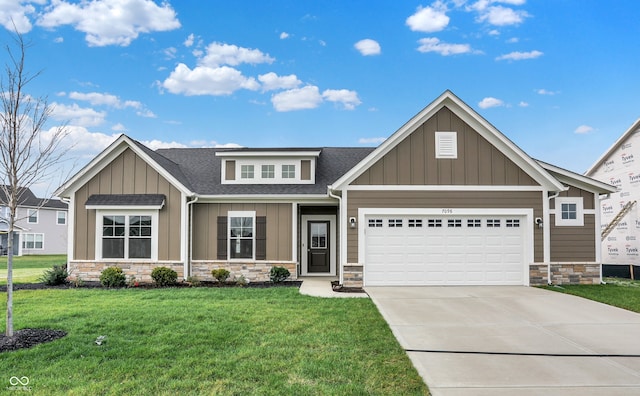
[55, 91, 615, 286]
[0, 187, 68, 256]
[586, 118, 640, 275]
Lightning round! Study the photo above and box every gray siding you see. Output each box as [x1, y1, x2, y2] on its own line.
[16, 207, 67, 255]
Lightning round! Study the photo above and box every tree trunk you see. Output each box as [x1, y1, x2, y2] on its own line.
[6, 229, 13, 337]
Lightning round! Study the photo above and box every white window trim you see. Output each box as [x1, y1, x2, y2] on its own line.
[240, 164, 255, 179]
[221, 158, 315, 185]
[94, 209, 159, 261]
[57, 211, 67, 225]
[27, 209, 39, 224]
[435, 131, 458, 159]
[555, 197, 584, 227]
[22, 233, 44, 250]
[228, 210, 256, 261]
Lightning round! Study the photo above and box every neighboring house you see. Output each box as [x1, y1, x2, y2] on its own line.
[0, 187, 68, 256]
[586, 118, 640, 269]
[55, 91, 615, 286]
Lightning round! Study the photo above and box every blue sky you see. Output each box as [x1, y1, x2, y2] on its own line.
[1, 0, 639, 195]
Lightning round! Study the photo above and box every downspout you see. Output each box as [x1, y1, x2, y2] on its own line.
[60, 197, 72, 267]
[186, 195, 200, 279]
[327, 187, 343, 284]
[546, 189, 564, 284]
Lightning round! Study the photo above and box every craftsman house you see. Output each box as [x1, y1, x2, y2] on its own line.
[55, 91, 615, 287]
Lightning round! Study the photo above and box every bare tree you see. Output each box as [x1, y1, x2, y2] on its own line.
[0, 31, 68, 337]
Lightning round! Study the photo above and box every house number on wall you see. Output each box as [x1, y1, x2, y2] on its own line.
[441, 209, 453, 214]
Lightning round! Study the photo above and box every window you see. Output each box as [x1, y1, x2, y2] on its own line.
[368, 219, 382, 228]
[435, 131, 458, 159]
[98, 212, 156, 260]
[240, 165, 254, 179]
[555, 197, 584, 226]
[408, 219, 423, 228]
[487, 219, 501, 228]
[22, 233, 43, 249]
[388, 219, 403, 227]
[468, 219, 481, 228]
[506, 219, 520, 228]
[229, 211, 255, 259]
[428, 219, 442, 228]
[57, 211, 67, 225]
[447, 219, 462, 228]
[27, 209, 38, 224]
[282, 164, 295, 179]
[261, 165, 275, 179]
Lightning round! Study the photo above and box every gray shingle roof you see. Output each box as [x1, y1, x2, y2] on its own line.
[86, 194, 166, 207]
[155, 147, 375, 195]
[0, 186, 68, 209]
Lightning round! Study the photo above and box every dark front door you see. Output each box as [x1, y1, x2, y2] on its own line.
[308, 221, 330, 273]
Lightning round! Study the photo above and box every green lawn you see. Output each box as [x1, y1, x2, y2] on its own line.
[0, 255, 66, 285]
[543, 277, 640, 313]
[0, 287, 428, 395]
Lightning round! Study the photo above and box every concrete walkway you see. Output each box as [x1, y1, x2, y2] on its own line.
[299, 277, 368, 298]
[367, 286, 640, 395]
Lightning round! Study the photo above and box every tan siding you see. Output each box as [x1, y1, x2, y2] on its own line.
[73, 148, 182, 261]
[301, 160, 311, 181]
[550, 214, 596, 261]
[192, 202, 292, 261]
[346, 190, 544, 263]
[225, 160, 235, 181]
[352, 106, 538, 187]
[550, 186, 595, 210]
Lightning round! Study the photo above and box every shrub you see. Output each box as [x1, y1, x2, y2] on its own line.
[151, 266, 178, 287]
[270, 266, 290, 283]
[186, 275, 201, 287]
[100, 267, 126, 288]
[211, 268, 231, 283]
[235, 274, 248, 287]
[39, 265, 69, 286]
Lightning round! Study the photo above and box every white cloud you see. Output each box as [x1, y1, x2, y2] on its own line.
[54, 36, 64, 43]
[67, 91, 139, 108]
[164, 46, 177, 59]
[322, 89, 361, 110]
[536, 88, 559, 95]
[258, 72, 302, 92]
[406, 2, 450, 33]
[478, 97, 504, 109]
[279, 32, 289, 39]
[50, 102, 106, 127]
[417, 37, 474, 55]
[199, 42, 275, 67]
[184, 33, 195, 47]
[354, 39, 381, 56]
[575, 125, 594, 134]
[271, 86, 323, 112]
[37, 0, 181, 47]
[495, 50, 543, 61]
[0, 0, 36, 33]
[161, 63, 260, 96]
[136, 109, 156, 118]
[359, 137, 386, 145]
[507, 37, 519, 43]
[142, 139, 187, 149]
[477, 5, 529, 26]
[189, 140, 243, 148]
[518, 101, 529, 107]
[48, 125, 118, 153]
[111, 123, 126, 131]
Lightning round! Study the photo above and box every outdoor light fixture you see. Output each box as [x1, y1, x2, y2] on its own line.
[535, 217, 543, 229]
[349, 217, 357, 229]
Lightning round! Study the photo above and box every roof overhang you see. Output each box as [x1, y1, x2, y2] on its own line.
[537, 160, 617, 194]
[215, 150, 321, 158]
[85, 194, 166, 210]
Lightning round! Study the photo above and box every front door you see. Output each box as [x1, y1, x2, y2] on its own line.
[307, 221, 330, 273]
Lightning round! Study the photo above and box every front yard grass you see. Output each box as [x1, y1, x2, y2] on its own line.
[0, 255, 67, 285]
[0, 287, 428, 395]
[543, 277, 640, 313]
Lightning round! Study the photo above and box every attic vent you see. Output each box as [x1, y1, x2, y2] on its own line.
[435, 131, 457, 159]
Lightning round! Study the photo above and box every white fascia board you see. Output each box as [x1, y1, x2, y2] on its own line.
[331, 90, 564, 192]
[585, 118, 640, 176]
[538, 161, 618, 194]
[215, 151, 321, 158]
[194, 194, 336, 203]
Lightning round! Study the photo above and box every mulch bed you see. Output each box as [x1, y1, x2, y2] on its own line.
[331, 281, 365, 293]
[0, 328, 67, 353]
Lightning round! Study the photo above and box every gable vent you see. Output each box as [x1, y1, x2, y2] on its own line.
[435, 131, 457, 159]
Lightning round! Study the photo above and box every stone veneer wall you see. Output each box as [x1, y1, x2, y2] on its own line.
[529, 263, 601, 286]
[69, 261, 184, 283]
[191, 261, 297, 282]
[343, 264, 363, 288]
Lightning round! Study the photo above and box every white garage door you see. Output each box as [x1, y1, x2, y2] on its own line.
[364, 215, 526, 286]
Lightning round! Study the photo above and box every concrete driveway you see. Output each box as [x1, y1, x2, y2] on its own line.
[366, 286, 640, 395]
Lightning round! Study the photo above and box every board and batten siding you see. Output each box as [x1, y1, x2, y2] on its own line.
[192, 202, 292, 261]
[549, 214, 596, 261]
[73, 148, 182, 261]
[352, 106, 538, 186]
[346, 190, 544, 263]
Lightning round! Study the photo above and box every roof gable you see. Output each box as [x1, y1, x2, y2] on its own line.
[331, 90, 565, 192]
[585, 118, 640, 176]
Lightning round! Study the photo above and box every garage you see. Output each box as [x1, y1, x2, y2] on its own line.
[363, 214, 528, 286]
